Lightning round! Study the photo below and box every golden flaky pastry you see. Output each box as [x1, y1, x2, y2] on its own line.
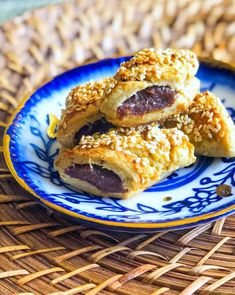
[162, 91, 235, 157]
[114, 48, 199, 83]
[100, 48, 200, 127]
[57, 78, 116, 147]
[55, 124, 196, 199]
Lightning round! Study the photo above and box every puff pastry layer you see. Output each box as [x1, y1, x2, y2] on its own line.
[162, 91, 235, 157]
[55, 124, 196, 199]
[57, 78, 116, 147]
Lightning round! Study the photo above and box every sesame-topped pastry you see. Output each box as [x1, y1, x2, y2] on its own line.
[162, 91, 235, 157]
[115, 48, 199, 83]
[57, 78, 116, 148]
[55, 124, 196, 199]
[100, 48, 200, 127]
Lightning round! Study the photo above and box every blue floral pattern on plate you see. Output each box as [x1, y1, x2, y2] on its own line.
[4, 57, 235, 232]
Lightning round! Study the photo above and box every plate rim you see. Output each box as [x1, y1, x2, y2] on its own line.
[3, 56, 235, 230]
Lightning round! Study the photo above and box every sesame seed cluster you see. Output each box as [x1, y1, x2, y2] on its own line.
[70, 123, 192, 187]
[165, 91, 224, 143]
[79, 123, 186, 151]
[65, 77, 117, 113]
[114, 48, 199, 82]
[78, 123, 187, 173]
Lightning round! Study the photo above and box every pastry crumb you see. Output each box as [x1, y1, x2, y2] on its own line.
[216, 184, 232, 197]
[163, 196, 172, 202]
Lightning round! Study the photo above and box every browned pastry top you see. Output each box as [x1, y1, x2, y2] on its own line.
[65, 77, 117, 115]
[114, 48, 199, 82]
[165, 91, 227, 142]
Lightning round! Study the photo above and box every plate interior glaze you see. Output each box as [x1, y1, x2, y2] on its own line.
[4, 57, 235, 232]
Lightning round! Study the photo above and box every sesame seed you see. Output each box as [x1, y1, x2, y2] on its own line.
[219, 131, 225, 137]
[135, 158, 141, 163]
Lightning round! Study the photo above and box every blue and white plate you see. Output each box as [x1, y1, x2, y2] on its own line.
[4, 57, 235, 232]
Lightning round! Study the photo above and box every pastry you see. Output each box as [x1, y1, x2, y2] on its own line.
[57, 78, 116, 148]
[100, 48, 200, 127]
[55, 124, 196, 199]
[162, 91, 235, 157]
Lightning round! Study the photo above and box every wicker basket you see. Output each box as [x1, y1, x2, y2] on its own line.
[0, 0, 235, 294]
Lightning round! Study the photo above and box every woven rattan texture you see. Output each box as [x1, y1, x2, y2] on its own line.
[0, 0, 235, 294]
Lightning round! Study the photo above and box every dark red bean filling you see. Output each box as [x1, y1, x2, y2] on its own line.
[117, 85, 176, 118]
[65, 164, 126, 193]
[74, 118, 114, 144]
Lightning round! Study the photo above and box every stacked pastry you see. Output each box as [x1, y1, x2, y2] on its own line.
[55, 48, 235, 199]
